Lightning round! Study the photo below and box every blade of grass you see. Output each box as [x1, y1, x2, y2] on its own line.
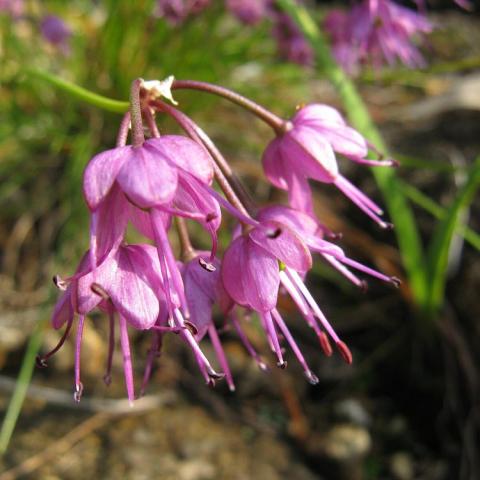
[0, 321, 45, 455]
[24, 69, 129, 113]
[399, 180, 480, 251]
[276, 0, 428, 306]
[424, 157, 480, 316]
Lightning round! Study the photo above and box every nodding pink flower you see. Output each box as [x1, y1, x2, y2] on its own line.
[43, 244, 168, 403]
[325, 0, 432, 72]
[221, 218, 351, 382]
[155, 0, 210, 25]
[40, 15, 72, 54]
[271, 11, 314, 66]
[262, 103, 395, 228]
[257, 205, 400, 290]
[83, 135, 220, 264]
[43, 243, 221, 402]
[226, 0, 269, 25]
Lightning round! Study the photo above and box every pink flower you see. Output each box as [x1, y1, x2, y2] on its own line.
[155, 0, 210, 25]
[257, 205, 400, 289]
[325, 0, 432, 72]
[221, 217, 351, 381]
[262, 103, 395, 228]
[271, 11, 314, 66]
[40, 15, 72, 54]
[226, 0, 269, 25]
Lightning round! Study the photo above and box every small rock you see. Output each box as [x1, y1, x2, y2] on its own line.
[390, 452, 414, 480]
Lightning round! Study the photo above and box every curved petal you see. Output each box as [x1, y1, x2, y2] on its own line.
[107, 246, 160, 330]
[249, 221, 312, 273]
[293, 103, 346, 126]
[83, 146, 130, 211]
[257, 205, 319, 237]
[221, 236, 249, 307]
[91, 185, 129, 263]
[51, 286, 73, 329]
[242, 239, 280, 313]
[146, 136, 213, 184]
[285, 126, 338, 183]
[76, 254, 118, 315]
[262, 137, 289, 190]
[117, 145, 178, 209]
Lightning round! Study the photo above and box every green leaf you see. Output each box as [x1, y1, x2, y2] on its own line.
[0, 321, 45, 454]
[424, 157, 480, 316]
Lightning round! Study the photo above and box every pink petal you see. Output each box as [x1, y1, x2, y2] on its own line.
[76, 254, 118, 315]
[242, 239, 280, 313]
[83, 146, 130, 211]
[262, 137, 289, 190]
[146, 136, 213, 184]
[257, 205, 319, 237]
[221, 236, 249, 308]
[51, 286, 73, 329]
[284, 127, 338, 183]
[293, 104, 346, 126]
[107, 246, 160, 330]
[91, 185, 129, 263]
[116, 145, 178, 209]
[249, 221, 312, 273]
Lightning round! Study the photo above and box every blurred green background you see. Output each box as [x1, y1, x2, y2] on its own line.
[0, 1, 479, 479]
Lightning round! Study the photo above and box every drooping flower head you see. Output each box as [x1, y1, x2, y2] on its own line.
[262, 103, 396, 228]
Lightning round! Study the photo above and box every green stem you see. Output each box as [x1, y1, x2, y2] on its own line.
[26, 69, 129, 113]
[0, 323, 45, 454]
[276, 0, 428, 306]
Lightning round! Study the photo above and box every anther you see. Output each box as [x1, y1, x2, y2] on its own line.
[319, 332, 333, 357]
[36, 355, 48, 368]
[184, 321, 198, 336]
[360, 280, 369, 293]
[73, 382, 84, 403]
[91, 283, 110, 300]
[336, 341, 353, 365]
[53, 275, 68, 291]
[304, 370, 319, 385]
[205, 213, 217, 223]
[199, 258, 216, 272]
[277, 361, 288, 369]
[267, 228, 282, 239]
[381, 222, 394, 230]
[103, 374, 112, 386]
[390, 276, 401, 288]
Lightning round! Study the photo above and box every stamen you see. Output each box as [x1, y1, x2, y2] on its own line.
[74, 315, 85, 403]
[36, 316, 74, 367]
[91, 283, 110, 300]
[103, 310, 115, 386]
[208, 325, 235, 392]
[140, 332, 162, 397]
[231, 312, 268, 371]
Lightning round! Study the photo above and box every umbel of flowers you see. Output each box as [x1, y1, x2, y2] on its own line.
[40, 76, 400, 403]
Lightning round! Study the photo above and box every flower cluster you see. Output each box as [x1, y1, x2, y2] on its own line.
[41, 77, 399, 402]
[324, 0, 433, 74]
